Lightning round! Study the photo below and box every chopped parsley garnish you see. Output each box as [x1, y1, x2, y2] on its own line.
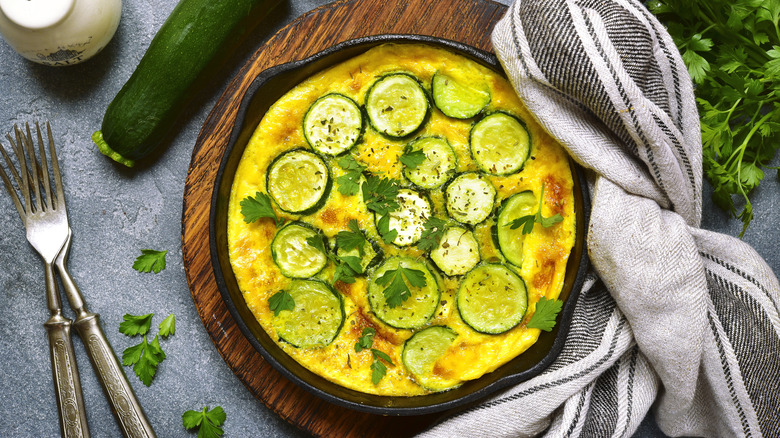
[119, 313, 173, 386]
[370, 349, 394, 385]
[416, 216, 448, 252]
[269, 291, 295, 316]
[240, 191, 283, 226]
[506, 183, 563, 234]
[362, 174, 400, 215]
[335, 155, 366, 196]
[375, 266, 427, 308]
[182, 406, 226, 438]
[526, 297, 563, 332]
[400, 149, 426, 169]
[336, 219, 367, 255]
[354, 327, 375, 353]
[376, 214, 398, 244]
[132, 249, 167, 274]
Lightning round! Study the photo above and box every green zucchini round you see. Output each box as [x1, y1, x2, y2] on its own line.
[92, 0, 281, 167]
[457, 264, 528, 334]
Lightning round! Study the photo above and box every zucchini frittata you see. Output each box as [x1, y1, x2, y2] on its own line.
[228, 43, 576, 396]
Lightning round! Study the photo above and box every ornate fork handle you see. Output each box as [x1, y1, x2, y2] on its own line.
[43, 261, 90, 438]
[56, 233, 157, 438]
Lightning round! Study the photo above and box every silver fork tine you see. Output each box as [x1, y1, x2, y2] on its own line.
[21, 123, 42, 212]
[0, 142, 25, 222]
[45, 122, 64, 210]
[15, 125, 33, 213]
[0, 135, 24, 190]
[35, 122, 54, 210]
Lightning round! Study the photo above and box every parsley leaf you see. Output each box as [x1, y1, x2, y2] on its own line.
[354, 327, 375, 352]
[158, 314, 175, 337]
[332, 255, 362, 284]
[375, 266, 427, 308]
[335, 155, 366, 196]
[362, 174, 400, 215]
[305, 233, 327, 254]
[400, 149, 426, 169]
[269, 291, 295, 316]
[240, 192, 283, 226]
[416, 216, 448, 252]
[132, 249, 167, 274]
[650, 0, 780, 236]
[183, 406, 226, 438]
[370, 349, 394, 385]
[376, 214, 398, 244]
[119, 313, 153, 336]
[336, 219, 367, 256]
[526, 297, 563, 332]
[119, 313, 173, 386]
[506, 183, 563, 234]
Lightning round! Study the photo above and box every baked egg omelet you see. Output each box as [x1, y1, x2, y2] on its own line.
[227, 43, 576, 396]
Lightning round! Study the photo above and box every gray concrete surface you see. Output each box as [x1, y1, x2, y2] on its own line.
[0, 0, 777, 437]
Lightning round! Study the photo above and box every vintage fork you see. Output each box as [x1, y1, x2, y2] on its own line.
[0, 123, 156, 438]
[0, 123, 89, 438]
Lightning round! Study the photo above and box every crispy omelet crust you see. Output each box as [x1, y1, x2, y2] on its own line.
[227, 44, 576, 396]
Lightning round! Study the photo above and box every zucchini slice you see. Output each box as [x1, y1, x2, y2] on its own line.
[303, 93, 363, 156]
[444, 172, 497, 225]
[430, 227, 481, 276]
[380, 189, 432, 247]
[431, 71, 491, 119]
[401, 326, 460, 391]
[365, 73, 429, 138]
[272, 280, 344, 348]
[402, 136, 458, 190]
[367, 257, 440, 329]
[496, 191, 537, 266]
[470, 112, 531, 176]
[267, 149, 331, 214]
[457, 264, 528, 334]
[271, 222, 328, 278]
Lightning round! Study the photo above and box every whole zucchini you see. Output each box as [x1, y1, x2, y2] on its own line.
[92, 0, 280, 167]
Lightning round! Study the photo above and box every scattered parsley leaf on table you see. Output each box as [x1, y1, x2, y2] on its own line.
[354, 327, 375, 353]
[240, 191, 283, 226]
[400, 149, 426, 169]
[119, 313, 172, 386]
[527, 297, 563, 332]
[269, 291, 295, 316]
[335, 155, 366, 196]
[183, 406, 226, 438]
[506, 183, 563, 234]
[649, 0, 780, 236]
[375, 266, 426, 308]
[158, 314, 175, 337]
[133, 249, 167, 274]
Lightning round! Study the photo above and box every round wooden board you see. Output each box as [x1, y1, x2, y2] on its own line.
[182, 0, 508, 436]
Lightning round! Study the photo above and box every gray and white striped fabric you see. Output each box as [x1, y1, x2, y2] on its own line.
[419, 0, 780, 437]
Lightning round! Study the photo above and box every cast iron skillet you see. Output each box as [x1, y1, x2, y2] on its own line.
[210, 34, 590, 416]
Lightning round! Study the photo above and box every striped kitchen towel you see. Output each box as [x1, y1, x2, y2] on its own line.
[419, 0, 780, 437]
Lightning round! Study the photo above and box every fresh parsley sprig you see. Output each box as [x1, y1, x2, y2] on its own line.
[133, 249, 167, 274]
[649, 0, 780, 236]
[506, 183, 563, 234]
[416, 216, 448, 252]
[305, 232, 365, 284]
[119, 313, 175, 386]
[362, 174, 400, 215]
[182, 406, 226, 438]
[240, 191, 284, 226]
[336, 155, 366, 196]
[400, 148, 426, 169]
[269, 291, 295, 316]
[526, 297, 563, 332]
[375, 266, 427, 308]
[354, 327, 375, 352]
[336, 219, 368, 256]
[370, 349, 394, 385]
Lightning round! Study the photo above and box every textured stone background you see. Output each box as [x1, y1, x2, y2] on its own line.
[0, 0, 777, 437]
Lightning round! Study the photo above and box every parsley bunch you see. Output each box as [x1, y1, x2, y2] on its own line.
[649, 0, 780, 236]
[120, 313, 175, 386]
